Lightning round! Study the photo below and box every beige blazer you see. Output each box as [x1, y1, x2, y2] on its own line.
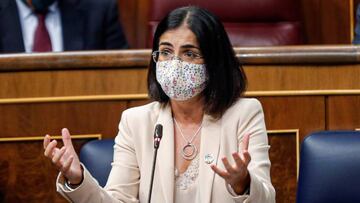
[57, 98, 275, 203]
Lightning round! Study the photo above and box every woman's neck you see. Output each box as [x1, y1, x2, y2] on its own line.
[170, 96, 204, 125]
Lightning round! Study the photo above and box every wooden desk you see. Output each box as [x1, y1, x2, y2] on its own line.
[0, 46, 359, 203]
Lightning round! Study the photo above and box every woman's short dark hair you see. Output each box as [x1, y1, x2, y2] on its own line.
[147, 6, 247, 118]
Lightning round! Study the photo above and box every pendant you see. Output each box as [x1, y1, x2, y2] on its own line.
[181, 142, 198, 160]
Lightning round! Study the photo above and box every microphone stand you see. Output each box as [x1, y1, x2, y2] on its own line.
[148, 147, 158, 203]
[148, 124, 163, 203]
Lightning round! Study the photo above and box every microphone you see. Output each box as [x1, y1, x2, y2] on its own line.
[153, 124, 163, 149]
[148, 124, 163, 203]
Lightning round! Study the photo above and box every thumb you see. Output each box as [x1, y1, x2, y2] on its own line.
[62, 128, 73, 147]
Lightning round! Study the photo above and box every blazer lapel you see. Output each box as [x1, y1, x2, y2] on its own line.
[199, 115, 222, 203]
[0, 0, 25, 53]
[155, 104, 175, 203]
[58, 0, 84, 51]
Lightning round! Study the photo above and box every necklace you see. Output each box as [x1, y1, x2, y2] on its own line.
[173, 118, 203, 160]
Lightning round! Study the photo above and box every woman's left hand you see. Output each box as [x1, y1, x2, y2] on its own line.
[211, 133, 251, 195]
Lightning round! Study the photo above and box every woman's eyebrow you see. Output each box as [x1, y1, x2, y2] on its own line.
[181, 44, 200, 50]
[159, 42, 173, 47]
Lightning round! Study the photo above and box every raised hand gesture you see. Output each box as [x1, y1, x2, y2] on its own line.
[211, 133, 251, 195]
[43, 128, 83, 185]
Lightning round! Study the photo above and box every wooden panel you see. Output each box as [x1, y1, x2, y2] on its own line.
[244, 64, 360, 91]
[235, 46, 360, 64]
[327, 95, 360, 130]
[117, 0, 138, 48]
[300, 0, 322, 44]
[268, 131, 298, 203]
[259, 96, 325, 202]
[0, 101, 128, 138]
[0, 138, 95, 203]
[117, 0, 149, 48]
[301, 0, 352, 44]
[259, 96, 325, 141]
[136, 0, 151, 48]
[2, 65, 358, 97]
[0, 69, 148, 98]
[0, 50, 151, 70]
[0, 100, 140, 202]
[2, 46, 360, 70]
[1, 47, 360, 99]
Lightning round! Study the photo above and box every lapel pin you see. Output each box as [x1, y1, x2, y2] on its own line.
[204, 153, 214, 164]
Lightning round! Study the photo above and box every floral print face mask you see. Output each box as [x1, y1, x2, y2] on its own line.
[156, 60, 208, 101]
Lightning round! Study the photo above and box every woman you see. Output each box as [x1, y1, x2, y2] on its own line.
[44, 6, 275, 203]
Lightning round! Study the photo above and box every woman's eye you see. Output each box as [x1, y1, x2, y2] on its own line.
[184, 51, 196, 58]
[160, 50, 171, 56]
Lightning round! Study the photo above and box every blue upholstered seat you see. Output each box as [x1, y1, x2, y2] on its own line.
[79, 139, 115, 187]
[297, 131, 360, 203]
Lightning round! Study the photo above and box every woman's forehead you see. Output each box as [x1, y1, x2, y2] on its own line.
[159, 26, 199, 48]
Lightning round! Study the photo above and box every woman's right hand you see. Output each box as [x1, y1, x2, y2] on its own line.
[44, 128, 83, 185]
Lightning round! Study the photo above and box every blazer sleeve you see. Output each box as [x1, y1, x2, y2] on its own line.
[103, 0, 129, 49]
[56, 110, 140, 203]
[230, 99, 276, 203]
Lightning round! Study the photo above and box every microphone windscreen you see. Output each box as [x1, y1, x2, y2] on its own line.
[155, 124, 163, 139]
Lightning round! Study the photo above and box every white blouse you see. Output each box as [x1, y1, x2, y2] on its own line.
[174, 155, 200, 203]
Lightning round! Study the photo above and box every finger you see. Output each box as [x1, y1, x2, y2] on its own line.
[242, 150, 251, 166]
[52, 146, 66, 164]
[62, 128, 73, 147]
[44, 140, 58, 157]
[222, 157, 237, 174]
[43, 134, 51, 149]
[241, 133, 250, 151]
[232, 152, 245, 170]
[62, 155, 74, 173]
[211, 164, 230, 179]
[52, 147, 60, 157]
